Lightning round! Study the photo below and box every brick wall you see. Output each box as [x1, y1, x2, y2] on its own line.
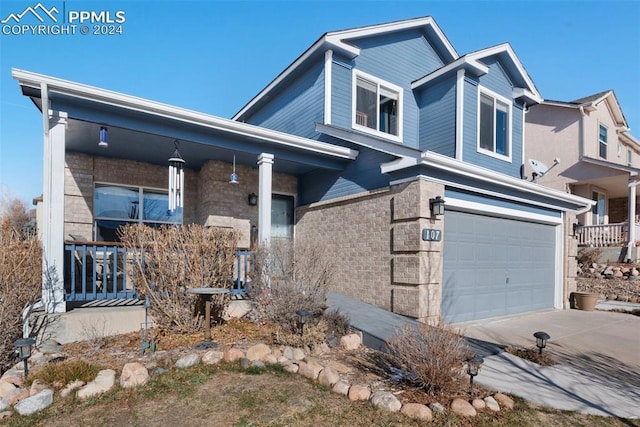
[64, 153, 296, 243]
[296, 177, 445, 323]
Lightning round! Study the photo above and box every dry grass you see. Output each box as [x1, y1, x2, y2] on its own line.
[27, 360, 101, 388]
[505, 346, 555, 366]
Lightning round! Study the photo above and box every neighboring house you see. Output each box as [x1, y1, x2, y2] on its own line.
[525, 90, 640, 259]
[15, 16, 592, 325]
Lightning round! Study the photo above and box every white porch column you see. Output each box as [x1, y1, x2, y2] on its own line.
[257, 153, 274, 244]
[42, 108, 68, 313]
[627, 178, 638, 261]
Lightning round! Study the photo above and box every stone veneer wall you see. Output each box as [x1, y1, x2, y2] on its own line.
[64, 153, 296, 243]
[295, 177, 445, 324]
[563, 212, 578, 309]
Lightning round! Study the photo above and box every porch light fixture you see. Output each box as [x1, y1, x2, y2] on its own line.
[248, 193, 258, 206]
[295, 309, 310, 336]
[533, 331, 550, 355]
[168, 141, 185, 212]
[98, 126, 108, 148]
[230, 155, 239, 184]
[573, 223, 584, 236]
[429, 196, 445, 217]
[14, 337, 35, 378]
[466, 355, 484, 395]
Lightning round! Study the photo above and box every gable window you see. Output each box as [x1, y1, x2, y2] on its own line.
[599, 124, 608, 159]
[477, 89, 511, 160]
[94, 183, 182, 242]
[353, 71, 402, 141]
[628, 148, 633, 167]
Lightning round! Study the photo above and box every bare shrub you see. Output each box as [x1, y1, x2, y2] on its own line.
[119, 224, 239, 334]
[385, 322, 472, 397]
[0, 217, 42, 374]
[272, 319, 329, 348]
[577, 247, 602, 275]
[249, 238, 335, 334]
[0, 197, 31, 235]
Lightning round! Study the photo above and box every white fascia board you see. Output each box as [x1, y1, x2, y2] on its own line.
[382, 150, 594, 210]
[380, 156, 420, 174]
[13, 68, 358, 161]
[326, 16, 458, 62]
[467, 43, 542, 104]
[581, 155, 640, 175]
[411, 57, 488, 89]
[513, 87, 543, 105]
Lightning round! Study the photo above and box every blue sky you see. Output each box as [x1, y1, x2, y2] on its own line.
[1, 0, 639, 203]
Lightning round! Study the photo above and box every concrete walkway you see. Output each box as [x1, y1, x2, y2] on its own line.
[327, 292, 640, 419]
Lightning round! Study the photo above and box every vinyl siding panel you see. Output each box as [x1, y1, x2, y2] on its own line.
[330, 29, 446, 150]
[298, 148, 394, 205]
[243, 60, 324, 139]
[477, 57, 513, 99]
[331, 54, 353, 130]
[418, 75, 456, 155]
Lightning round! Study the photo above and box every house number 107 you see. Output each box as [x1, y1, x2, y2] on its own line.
[422, 228, 441, 241]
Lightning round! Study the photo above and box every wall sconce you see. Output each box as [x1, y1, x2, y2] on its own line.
[230, 155, 239, 184]
[248, 193, 258, 206]
[533, 331, 550, 355]
[14, 337, 36, 378]
[429, 196, 445, 217]
[98, 126, 108, 148]
[573, 223, 584, 236]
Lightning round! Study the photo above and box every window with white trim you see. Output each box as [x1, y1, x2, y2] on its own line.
[93, 183, 182, 241]
[628, 148, 633, 167]
[353, 71, 402, 141]
[599, 124, 608, 159]
[478, 89, 511, 159]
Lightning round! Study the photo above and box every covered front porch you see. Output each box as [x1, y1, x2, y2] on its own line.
[570, 157, 640, 258]
[14, 69, 358, 313]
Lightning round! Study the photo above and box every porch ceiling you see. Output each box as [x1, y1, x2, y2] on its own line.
[572, 173, 630, 199]
[566, 159, 637, 199]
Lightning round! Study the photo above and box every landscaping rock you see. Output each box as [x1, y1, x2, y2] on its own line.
[1, 368, 24, 387]
[0, 380, 16, 398]
[224, 348, 245, 362]
[332, 380, 350, 396]
[276, 356, 290, 365]
[251, 360, 266, 369]
[298, 361, 322, 380]
[283, 346, 294, 360]
[120, 362, 149, 388]
[240, 358, 251, 369]
[614, 270, 624, 278]
[318, 366, 340, 387]
[60, 380, 85, 398]
[451, 397, 477, 417]
[263, 354, 278, 365]
[0, 411, 11, 419]
[401, 403, 432, 421]
[493, 393, 514, 410]
[246, 343, 271, 361]
[202, 350, 224, 365]
[348, 384, 370, 401]
[14, 389, 53, 416]
[29, 379, 48, 396]
[370, 391, 402, 412]
[271, 348, 282, 358]
[632, 268, 639, 276]
[38, 339, 63, 354]
[340, 333, 361, 350]
[175, 353, 200, 369]
[292, 348, 306, 361]
[472, 398, 486, 409]
[0, 400, 7, 411]
[283, 363, 299, 374]
[429, 402, 446, 414]
[326, 360, 352, 374]
[4, 387, 29, 405]
[484, 395, 500, 411]
[150, 367, 169, 376]
[77, 369, 116, 400]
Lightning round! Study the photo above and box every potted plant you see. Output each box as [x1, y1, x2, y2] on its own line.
[571, 291, 599, 311]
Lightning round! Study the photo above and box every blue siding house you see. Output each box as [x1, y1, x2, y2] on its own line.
[234, 17, 592, 324]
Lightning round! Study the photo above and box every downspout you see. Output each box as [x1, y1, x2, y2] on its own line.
[521, 102, 528, 172]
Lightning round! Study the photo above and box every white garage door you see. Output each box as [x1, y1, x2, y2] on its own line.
[442, 210, 556, 323]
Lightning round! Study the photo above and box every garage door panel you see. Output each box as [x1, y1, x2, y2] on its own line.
[443, 210, 556, 323]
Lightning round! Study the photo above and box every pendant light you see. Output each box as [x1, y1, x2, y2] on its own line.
[230, 155, 239, 184]
[168, 141, 185, 211]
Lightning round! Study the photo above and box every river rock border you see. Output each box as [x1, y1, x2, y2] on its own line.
[0, 333, 514, 420]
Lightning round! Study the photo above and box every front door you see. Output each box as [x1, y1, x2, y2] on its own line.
[592, 191, 606, 225]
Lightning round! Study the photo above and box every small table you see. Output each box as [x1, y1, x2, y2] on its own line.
[186, 287, 230, 342]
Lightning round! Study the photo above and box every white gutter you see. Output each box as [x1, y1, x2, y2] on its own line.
[382, 151, 594, 211]
[13, 69, 358, 161]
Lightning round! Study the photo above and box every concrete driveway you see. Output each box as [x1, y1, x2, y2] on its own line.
[455, 309, 640, 418]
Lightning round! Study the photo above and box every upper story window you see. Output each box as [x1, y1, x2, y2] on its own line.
[599, 124, 608, 159]
[94, 183, 182, 241]
[477, 88, 511, 161]
[352, 71, 402, 142]
[628, 148, 633, 167]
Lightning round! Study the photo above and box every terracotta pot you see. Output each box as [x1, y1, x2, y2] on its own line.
[572, 292, 598, 311]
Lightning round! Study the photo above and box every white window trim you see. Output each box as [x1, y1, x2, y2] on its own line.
[476, 86, 512, 162]
[351, 70, 403, 143]
[598, 123, 608, 159]
[628, 147, 633, 167]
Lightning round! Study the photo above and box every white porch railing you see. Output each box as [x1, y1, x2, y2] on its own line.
[578, 222, 628, 247]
